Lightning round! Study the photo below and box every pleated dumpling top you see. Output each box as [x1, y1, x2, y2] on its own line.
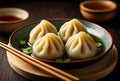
[29, 20, 58, 44]
[32, 33, 64, 60]
[59, 18, 87, 43]
[65, 31, 97, 59]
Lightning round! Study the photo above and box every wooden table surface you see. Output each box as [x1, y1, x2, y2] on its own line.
[0, 0, 120, 81]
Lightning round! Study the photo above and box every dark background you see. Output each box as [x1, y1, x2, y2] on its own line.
[0, 0, 120, 81]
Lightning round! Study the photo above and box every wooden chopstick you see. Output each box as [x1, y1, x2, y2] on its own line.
[0, 42, 80, 81]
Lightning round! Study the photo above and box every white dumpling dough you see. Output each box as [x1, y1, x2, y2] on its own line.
[32, 33, 64, 60]
[29, 20, 58, 44]
[59, 18, 87, 43]
[65, 31, 97, 59]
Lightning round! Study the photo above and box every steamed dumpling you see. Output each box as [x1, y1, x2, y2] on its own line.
[29, 20, 58, 44]
[59, 18, 87, 42]
[32, 33, 64, 60]
[65, 31, 97, 59]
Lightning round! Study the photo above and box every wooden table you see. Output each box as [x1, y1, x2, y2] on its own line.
[0, 0, 120, 81]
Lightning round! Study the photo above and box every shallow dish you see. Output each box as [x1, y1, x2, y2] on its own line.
[0, 8, 29, 32]
[9, 19, 113, 69]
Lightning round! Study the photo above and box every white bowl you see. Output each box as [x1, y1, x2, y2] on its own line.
[0, 8, 29, 32]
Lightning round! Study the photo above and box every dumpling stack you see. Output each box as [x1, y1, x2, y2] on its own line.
[59, 18, 87, 43]
[29, 18, 98, 61]
[29, 20, 64, 60]
[29, 20, 58, 45]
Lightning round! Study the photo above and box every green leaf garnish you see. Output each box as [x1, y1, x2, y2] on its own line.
[22, 47, 32, 55]
[20, 40, 26, 45]
[95, 42, 102, 48]
[55, 58, 70, 63]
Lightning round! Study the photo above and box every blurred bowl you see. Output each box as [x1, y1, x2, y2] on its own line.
[0, 8, 29, 32]
[80, 1, 117, 22]
[9, 19, 113, 69]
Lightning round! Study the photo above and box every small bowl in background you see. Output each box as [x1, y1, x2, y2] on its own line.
[80, 1, 117, 22]
[0, 8, 29, 32]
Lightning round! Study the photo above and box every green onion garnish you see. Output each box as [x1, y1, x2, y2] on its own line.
[20, 40, 26, 45]
[22, 47, 32, 55]
[55, 58, 70, 63]
[95, 42, 102, 48]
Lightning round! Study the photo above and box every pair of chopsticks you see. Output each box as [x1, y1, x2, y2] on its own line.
[0, 42, 80, 81]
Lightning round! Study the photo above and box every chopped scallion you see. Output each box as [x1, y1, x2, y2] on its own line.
[22, 47, 32, 55]
[55, 58, 70, 63]
[20, 40, 26, 45]
[63, 59, 70, 63]
[95, 42, 102, 48]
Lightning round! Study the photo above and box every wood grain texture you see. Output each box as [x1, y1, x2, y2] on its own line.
[6, 45, 118, 81]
